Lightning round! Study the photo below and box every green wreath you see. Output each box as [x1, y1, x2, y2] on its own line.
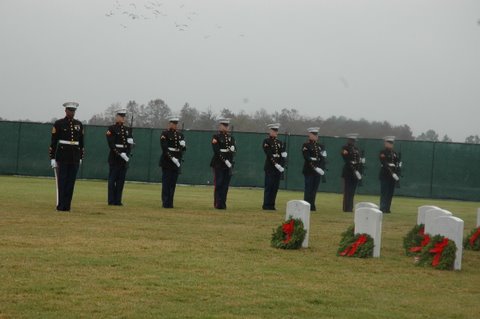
[464, 227, 480, 251]
[403, 224, 425, 256]
[271, 217, 306, 249]
[336, 225, 374, 258]
[417, 234, 457, 270]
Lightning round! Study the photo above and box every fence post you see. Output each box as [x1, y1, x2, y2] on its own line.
[429, 142, 436, 198]
[15, 122, 22, 175]
[147, 128, 154, 182]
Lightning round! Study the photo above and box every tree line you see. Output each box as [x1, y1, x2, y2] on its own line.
[87, 99, 416, 140]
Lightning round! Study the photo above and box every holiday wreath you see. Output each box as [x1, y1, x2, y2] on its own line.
[417, 234, 457, 270]
[403, 224, 429, 256]
[271, 217, 306, 249]
[463, 227, 480, 251]
[337, 225, 374, 258]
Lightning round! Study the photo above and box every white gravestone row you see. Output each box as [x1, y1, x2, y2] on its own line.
[285, 200, 311, 248]
[421, 206, 464, 270]
[354, 206, 383, 258]
[283, 201, 464, 269]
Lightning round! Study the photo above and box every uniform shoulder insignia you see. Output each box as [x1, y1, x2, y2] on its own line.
[342, 150, 348, 155]
[51, 127, 56, 134]
[264, 143, 269, 148]
[161, 135, 166, 140]
[106, 130, 112, 136]
[303, 147, 307, 151]
[212, 138, 218, 144]
[380, 153, 386, 158]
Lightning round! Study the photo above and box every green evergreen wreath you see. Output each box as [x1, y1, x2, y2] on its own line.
[464, 227, 480, 251]
[417, 234, 457, 270]
[403, 224, 425, 256]
[337, 225, 374, 258]
[271, 217, 306, 249]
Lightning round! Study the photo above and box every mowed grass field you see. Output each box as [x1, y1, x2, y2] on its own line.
[0, 176, 479, 319]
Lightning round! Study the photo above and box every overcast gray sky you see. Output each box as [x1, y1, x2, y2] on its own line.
[0, 0, 479, 140]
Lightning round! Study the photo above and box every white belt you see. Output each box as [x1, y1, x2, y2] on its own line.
[115, 144, 125, 148]
[59, 140, 79, 145]
[272, 154, 280, 158]
[220, 149, 230, 153]
[168, 147, 180, 152]
[310, 157, 318, 161]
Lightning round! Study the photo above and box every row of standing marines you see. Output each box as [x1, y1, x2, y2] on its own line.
[49, 102, 402, 214]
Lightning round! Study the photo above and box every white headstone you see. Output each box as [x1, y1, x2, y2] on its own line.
[417, 205, 440, 225]
[285, 200, 311, 248]
[354, 207, 383, 257]
[429, 216, 464, 270]
[477, 208, 480, 227]
[424, 209, 453, 235]
[355, 202, 379, 211]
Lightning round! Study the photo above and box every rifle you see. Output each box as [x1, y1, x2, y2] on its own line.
[395, 143, 403, 188]
[228, 124, 234, 176]
[357, 148, 366, 187]
[280, 130, 289, 181]
[129, 110, 135, 157]
[320, 143, 327, 183]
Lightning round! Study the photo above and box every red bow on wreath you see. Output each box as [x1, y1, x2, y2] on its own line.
[409, 234, 430, 253]
[429, 238, 450, 267]
[469, 227, 480, 247]
[340, 234, 367, 256]
[282, 220, 295, 243]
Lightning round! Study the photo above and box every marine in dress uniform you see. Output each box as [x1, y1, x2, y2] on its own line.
[341, 133, 364, 212]
[302, 127, 327, 211]
[262, 123, 287, 211]
[379, 136, 401, 213]
[210, 118, 236, 210]
[159, 116, 186, 208]
[106, 109, 134, 206]
[49, 102, 84, 212]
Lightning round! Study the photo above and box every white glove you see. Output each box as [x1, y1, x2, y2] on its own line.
[355, 170, 362, 180]
[388, 163, 395, 167]
[179, 140, 186, 147]
[120, 152, 129, 162]
[361, 158, 366, 164]
[314, 167, 325, 176]
[230, 145, 235, 152]
[281, 152, 288, 158]
[321, 150, 327, 158]
[399, 161, 403, 168]
[274, 164, 285, 173]
[225, 160, 232, 168]
[127, 138, 134, 145]
[50, 159, 57, 169]
[392, 173, 400, 181]
[171, 157, 180, 167]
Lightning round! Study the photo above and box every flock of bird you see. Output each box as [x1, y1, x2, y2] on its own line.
[104, 0, 246, 39]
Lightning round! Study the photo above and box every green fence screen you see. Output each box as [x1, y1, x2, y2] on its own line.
[1, 121, 479, 201]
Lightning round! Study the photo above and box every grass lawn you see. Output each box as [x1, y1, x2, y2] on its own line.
[0, 175, 479, 319]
